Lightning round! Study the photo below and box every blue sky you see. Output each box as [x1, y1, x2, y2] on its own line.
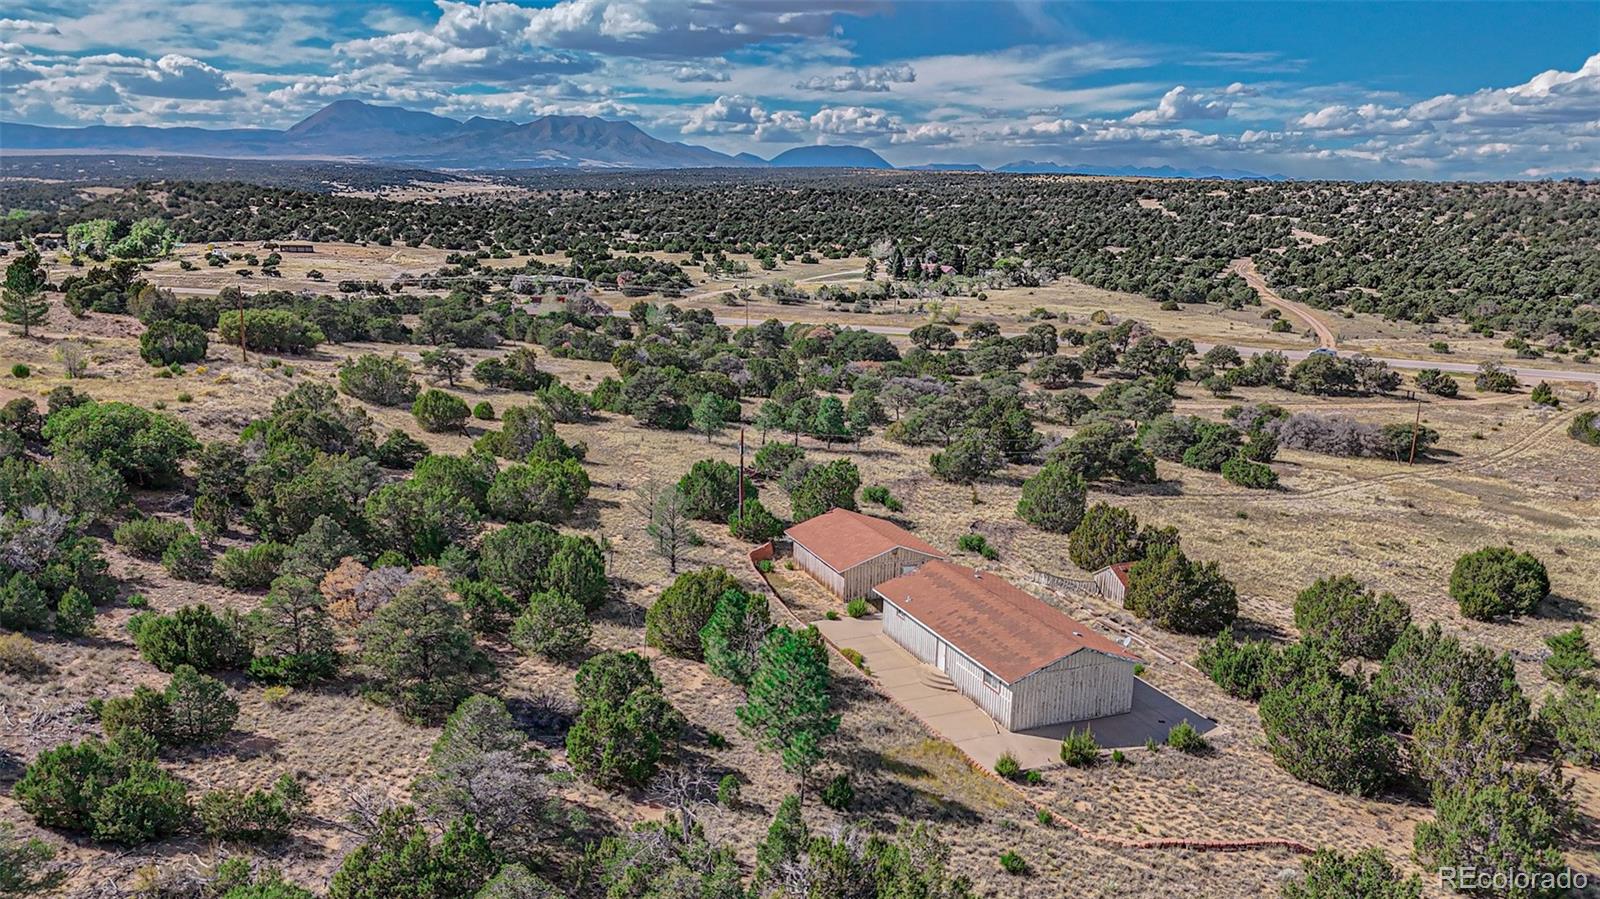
[3, 1, 1597, 177]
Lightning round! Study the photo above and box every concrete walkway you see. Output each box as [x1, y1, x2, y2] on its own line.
[815, 615, 1215, 772]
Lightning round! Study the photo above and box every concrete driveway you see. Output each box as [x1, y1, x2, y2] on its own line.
[815, 615, 1215, 772]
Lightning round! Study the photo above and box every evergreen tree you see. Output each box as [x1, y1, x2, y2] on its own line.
[357, 580, 492, 724]
[247, 575, 338, 685]
[1, 250, 49, 339]
[737, 626, 839, 795]
[699, 588, 772, 687]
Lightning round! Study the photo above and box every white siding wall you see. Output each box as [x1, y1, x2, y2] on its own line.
[882, 599, 1015, 729]
[1009, 652, 1135, 731]
[841, 547, 941, 600]
[881, 600, 939, 663]
[792, 543, 845, 597]
[1094, 568, 1127, 604]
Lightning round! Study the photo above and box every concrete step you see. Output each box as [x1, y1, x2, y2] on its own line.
[919, 669, 958, 692]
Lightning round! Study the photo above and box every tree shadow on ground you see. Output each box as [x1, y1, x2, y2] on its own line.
[1536, 593, 1594, 623]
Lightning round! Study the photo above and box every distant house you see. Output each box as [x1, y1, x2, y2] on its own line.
[276, 243, 315, 253]
[876, 561, 1139, 730]
[1094, 563, 1134, 604]
[785, 508, 945, 600]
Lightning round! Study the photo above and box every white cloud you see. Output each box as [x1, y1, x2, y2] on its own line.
[794, 63, 915, 92]
[1126, 85, 1229, 124]
[683, 94, 806, 142]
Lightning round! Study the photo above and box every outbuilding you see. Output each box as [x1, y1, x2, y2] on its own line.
[1094, 562, 1133, 604]
[785, 508, 945, 600]
[875, 560, 1139, 730]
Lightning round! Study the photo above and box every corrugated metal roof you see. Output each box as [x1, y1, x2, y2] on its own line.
[876, 560, 1139, 683]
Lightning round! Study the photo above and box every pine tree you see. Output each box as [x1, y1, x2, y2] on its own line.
[737, 626, 839, 796]
[1, 250, 49, 339]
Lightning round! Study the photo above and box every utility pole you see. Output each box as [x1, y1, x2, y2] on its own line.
[738, 427, 746, 522]
[1407, 398, 1422, 465]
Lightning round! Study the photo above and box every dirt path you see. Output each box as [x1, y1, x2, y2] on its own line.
[1228, 257, 1339, 349]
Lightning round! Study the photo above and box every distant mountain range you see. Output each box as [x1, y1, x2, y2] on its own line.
[1, 100, 1281, 179]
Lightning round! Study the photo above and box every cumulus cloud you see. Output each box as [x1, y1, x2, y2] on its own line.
[808, 105, 902, 135]
[794, 63, 915, 92]
[671, 63, 730, 83]
[683, 94, 806, 142]
[1126, 85, 1229, 124]
[118, 54, 239, 99]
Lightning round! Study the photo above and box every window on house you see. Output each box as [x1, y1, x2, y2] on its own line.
[982, 670, 1000, 692]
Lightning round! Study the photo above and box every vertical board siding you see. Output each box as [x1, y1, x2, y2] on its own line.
[798, 542, 941, 600]
[882, 599, 939, 663]
[1094, 568, 1127, 604]
[1010, 652, 1135, 731]
[884, 599, 1134, 732]
[792, 543, 845, 597]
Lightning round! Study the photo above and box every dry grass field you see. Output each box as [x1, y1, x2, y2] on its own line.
[3, 248, 1598, 897]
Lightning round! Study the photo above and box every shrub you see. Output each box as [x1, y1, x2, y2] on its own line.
[1543, 627, 1596, 685]
[85, 505, 167, 564]
[510, 591, 591, 661]
[1124, 543, 1238, 635]
[338, 354, 419, 407]
[130, 604, 251, 672]
[1067, 503, 1143, 570]
[1570, 411, 1600, 446]
[198, 774, 305, 844]
[1449, 546, 1549, 620]
[247, 575, 338, 686]
[1165, 720, 1207, 753]
[161, 532, 211, 581]
[358, 579, 491, 724]
[646, 567, 740, 660]
[1375, 623, 1531, 732]
[1196, 628, 1277, 701]
[10, 364, 28, 379]
[717, 774, 741, 807]
[728, 498, 785, 542]
[994, 752, 1022, 779]
[565, 651, 684, 788]
[1015, 461, 1087, 532]
[161, 665, 239, 745]
[14, 737, 189, 844]
[819, 773, 853, 810]
[213, 542, 289, 590]
[1259, 673, 1395, 795]
[999, 851, 1029, 876]
[472, 400, 495, 420]
[412, 389, 470, 433]
[217, 309, 323, 354]
[0, 632, 46, 674]
[43, 401, 197, 487]
[487, 458, 590, 524]
[1413, 768, 1573, 896]
[54, 587, 95, 637]
[1060, 727, 1099, 767]
[1281, 848, 1422, 899]
[752, 442, 804, 478]
[676, 459, 757, 523]
[845, 597, 870, 618]
[1220, 455, 1278, 489]
[139, 320, 208, 366]
[1293, 575, 1412, 661]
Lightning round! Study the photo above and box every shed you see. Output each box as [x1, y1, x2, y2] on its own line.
[785, 508, 945, 600]
[1094, 562, 1133, 604]
[875, 561, 1139, 730]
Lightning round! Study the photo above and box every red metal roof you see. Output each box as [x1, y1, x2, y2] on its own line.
[875, 560, 1139, 683]
[785, 508, 945, 572]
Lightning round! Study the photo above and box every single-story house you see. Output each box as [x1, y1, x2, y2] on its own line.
[785, 508, 945, 600]
[875, 560, 1139, 731]
[1094, 562, 1133, 604]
